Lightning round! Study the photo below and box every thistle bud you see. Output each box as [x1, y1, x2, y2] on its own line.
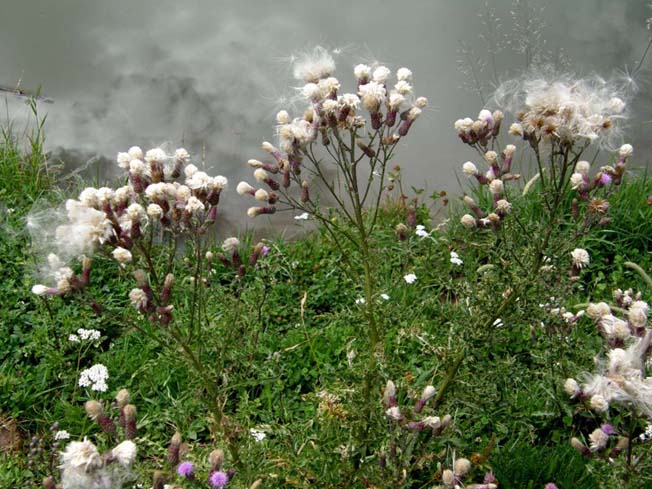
[396, 223, 408, 241]
[250, 480, 263, 489]
[152, 470, 166, 489]
[81, 257, 92, 286]
[301, 181, 310, 203]
[442, 469, 455, 485]
[160, 273, 175, 306]
[42, 476, 56, 489]
[356, 140, 376, 158]
[124, 404, 137, 439]
[209, 448, 225, 471]
[168, 432, 182, 467]
[383, 380, 397, 408]
[115, 388, 130, 409]
[249, 242, 267, 267]
[414, 385, 436, 413]
[454, 458, 471, 478]
[85, 400, 116, 434]
[570, 437, 591, 457]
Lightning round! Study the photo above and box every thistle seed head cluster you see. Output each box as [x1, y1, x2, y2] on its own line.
[459, 143, 519, 229]
[242, 48, 427, 219]
[380, 380, 452, 479]
[30, 146, 227, 299]
[566, 289, 652, 417]
[494, 70, 631, 148]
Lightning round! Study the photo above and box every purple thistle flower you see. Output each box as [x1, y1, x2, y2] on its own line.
[600, 173, 612, 186]
[261, 245, 270, 256]
[177, 461, 195, 479]
[601, 423, 617, 435]
[209, 470, 229, 487]
[544, 484, 559, 489]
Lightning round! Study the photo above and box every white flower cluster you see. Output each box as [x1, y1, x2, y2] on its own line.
[495, 71, 630, 147]
[242, 47, 427, 219]
[68, 328, 101, 343]
[78, 364, 109, 392]
[566, 289, 652, 416]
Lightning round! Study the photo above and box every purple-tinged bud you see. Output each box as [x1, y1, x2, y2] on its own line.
[124, 404, 137, 439]
[205, 205, 218, 225]
[168, 432, 182, 467]
[249, 242, 266, 267]
[378, 451, 387, 469]
[371, 111, 382, 130]
[570, 437, 591, 457]
[209, 448, 224, 472]
[42, 476, 56, 489]
[408, 209, 417, 228]
[610, 437, 629, 457]
[81, 257, 92, 286]
[464, 195, 485, 219]
[301, 181, 310, 203]
[414, 385, 436, 413]
[282, 170, 291, 188]
[572, 198, 579, 219]
[85, 400, 116, 434]
[152, 471, 166, 489]
[383, 380, 397, 408]
[396, 223, 408, 241]
[160, 274, 174, 306]
[357, 141, 376, 158]
[386, 110, 398, 127]
[247, 206, 276, 218]
[397, 118, 414, 136]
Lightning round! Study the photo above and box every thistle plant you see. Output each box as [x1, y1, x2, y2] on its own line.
[39, 389, 138, 489]
[240, 47, 428, 458]
[437, 70, 636, 408]
[160, 434, 235, 489]
[565, 270, 652, 485]
[28, 145, 268, 466]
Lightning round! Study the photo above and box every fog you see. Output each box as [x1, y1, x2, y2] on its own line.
[2, 0, 651, 229]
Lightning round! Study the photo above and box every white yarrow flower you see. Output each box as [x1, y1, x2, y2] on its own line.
[403, 273, 417, 284]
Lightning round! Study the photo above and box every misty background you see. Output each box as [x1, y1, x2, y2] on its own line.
[2, 0, 651, 230]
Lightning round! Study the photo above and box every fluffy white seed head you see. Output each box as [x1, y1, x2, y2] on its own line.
[396, 67, 412, 81]
[276, 110, 291, 125]
[571, 248, 590, 268]
[112, 440, 137, 467]
[619, 144, 633, 157]
[372, 66, 391, 83]
[112, 247, 132, 264]
[237, 181, 255, 195]
[575, 160, 591, 175]
[116, 152, 131, 169]
[394, 80, 412, 95]
[293, 46, 336, 83]
[146, 204, 163, 219]
[354, 64, 371, 81]
[462, 162, 478, 176]
[489, 179, 504, 195]
[145, 147, 167, 163]
[460, 214, 476, 228]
